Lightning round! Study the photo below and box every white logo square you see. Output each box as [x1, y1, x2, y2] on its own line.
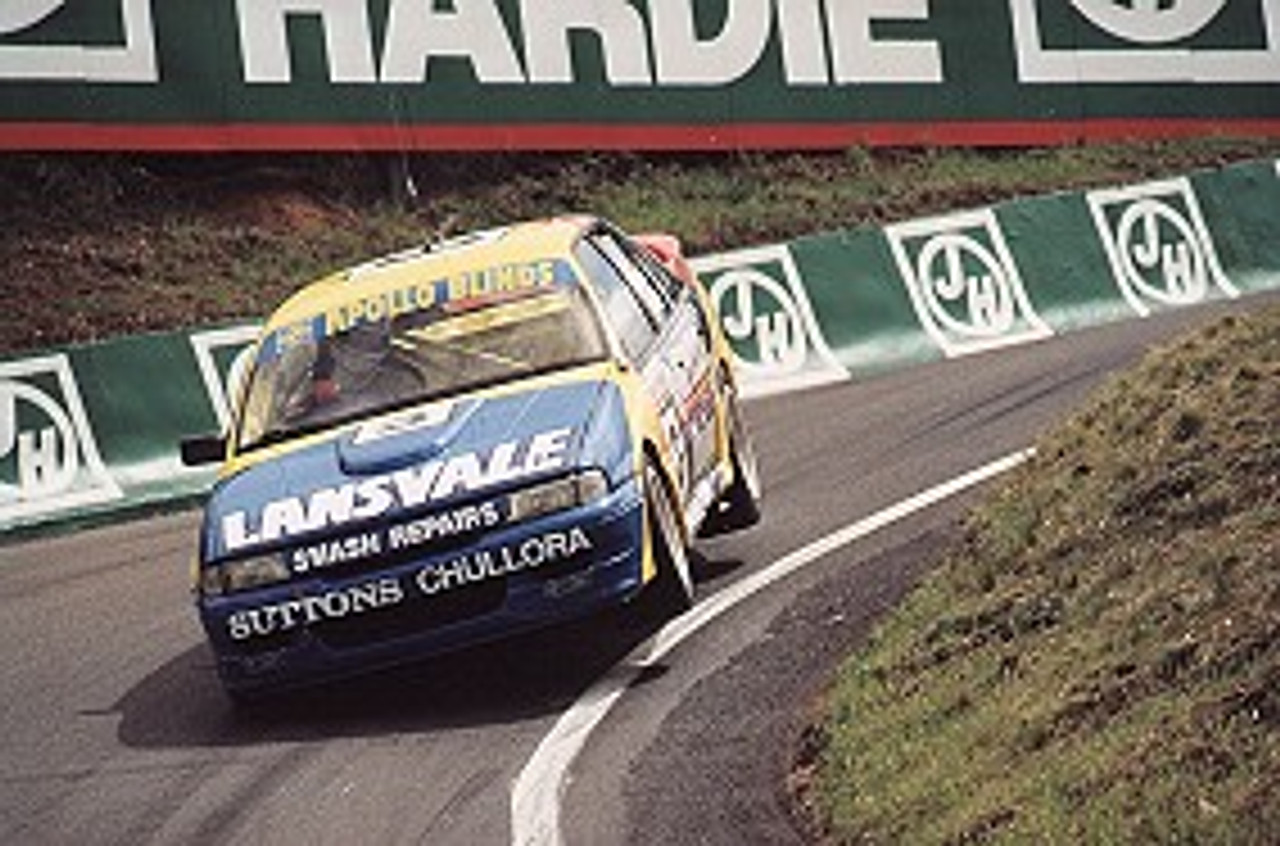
[887, 209, 1053, 358]
[1087, 177, 1238, 317]
[0, 0, 156, 82]
[1009, 0, 1280, 83]
[0, 354, 122, 523]
[692, 245, 846, 397]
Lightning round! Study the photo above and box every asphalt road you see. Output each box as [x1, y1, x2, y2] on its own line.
[2, 296, 1271, 846]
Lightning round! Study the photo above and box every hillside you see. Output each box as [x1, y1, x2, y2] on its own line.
[4, 138, 1280, 355]
[809, 303, 1280, 844]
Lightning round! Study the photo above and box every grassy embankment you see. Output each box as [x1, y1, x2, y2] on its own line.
[809, 304, 1280, 844]
[3, 137, 1279, 354]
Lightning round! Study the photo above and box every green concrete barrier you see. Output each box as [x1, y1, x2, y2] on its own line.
[1, 324, 257, 535]
[3, 159, 1279, 534]
[693, 157, 1280, 396]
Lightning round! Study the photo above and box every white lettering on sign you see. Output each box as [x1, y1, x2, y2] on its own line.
[888, 209, 1053, 358]
[1087, 177, 1238, 317]
[234, 0, 944, 86]
[827, 0, 943, 83]
[382, 0, 523, 83]
[3, 0, 1274, 87]
[415, 526, 592, 596]
[1010, 0, 1280, 83]
[237, 0, 377, 83]
[651, 0, 777, 85]
[520, 0, 651, 84]
[221, 427, 572, 552]
[0, 356, 123, 525]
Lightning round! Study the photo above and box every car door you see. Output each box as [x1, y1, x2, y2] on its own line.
[627, 236, 721, 499]
[578, 226, 718, 505]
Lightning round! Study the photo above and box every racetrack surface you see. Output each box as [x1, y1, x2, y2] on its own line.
[3, 294, 1273, 846]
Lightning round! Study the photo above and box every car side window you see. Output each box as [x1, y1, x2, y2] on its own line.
[592, 231, 674, 321]
[576, 238, 660, 362]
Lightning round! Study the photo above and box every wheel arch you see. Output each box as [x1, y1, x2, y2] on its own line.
[638, 438, 690, 584]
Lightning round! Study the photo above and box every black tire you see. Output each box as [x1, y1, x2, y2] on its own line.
[642, 460, 695, 616]
[224, 685, 269, 714]
[701, 390, 762, 537]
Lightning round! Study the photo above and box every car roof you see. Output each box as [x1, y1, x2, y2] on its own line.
[262, 215, 598, 332]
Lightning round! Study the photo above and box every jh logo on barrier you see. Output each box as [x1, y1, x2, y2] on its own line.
[0, 355, 121, 524]
[1087, 177, 1237, 317]
[887, 209, 1053, 359]
[1010, 0, 1280, 82]
[189, 326, 260, 433]
[0, 0, 156, 81]
[692, 246, 845, 396]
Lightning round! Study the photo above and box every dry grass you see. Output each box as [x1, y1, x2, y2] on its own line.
[812, 305, 1280, 844]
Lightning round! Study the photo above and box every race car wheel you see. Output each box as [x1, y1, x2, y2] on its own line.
[701, 388, 761, 536]
[643, 460, 694, 615]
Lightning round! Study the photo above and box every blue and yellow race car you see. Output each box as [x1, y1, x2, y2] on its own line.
[182, 216, 760, 699]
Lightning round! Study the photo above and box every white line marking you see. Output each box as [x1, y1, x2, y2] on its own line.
[510, 449, 1034, 846]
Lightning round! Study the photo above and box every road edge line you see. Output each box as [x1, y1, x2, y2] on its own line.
[510, 448, 1034, 846]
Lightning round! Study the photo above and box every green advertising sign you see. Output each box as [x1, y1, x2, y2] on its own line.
[0, 0, 1277, 150]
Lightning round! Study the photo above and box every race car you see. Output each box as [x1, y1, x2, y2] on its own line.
[181, 216, 760, 700]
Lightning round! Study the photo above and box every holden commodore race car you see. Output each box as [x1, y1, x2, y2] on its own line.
[182, 216, 760, 700]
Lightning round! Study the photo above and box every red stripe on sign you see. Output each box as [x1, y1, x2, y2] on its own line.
[1, 120, 1279, 151]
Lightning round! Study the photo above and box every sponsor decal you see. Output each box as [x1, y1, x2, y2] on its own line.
[189, 325, 260, 432]
[0, 355, 122, 524]
[415, 526, 591, 595]
[1010, 0, 1280, 83]
[289, 530, 382, 576]
[228, 576, 405, 641]
[286, 500, 504, 575]
[887, 209, 1053, 358]
[1087, 177, 1237, 317]
[387, 500, 502, 551]
[226, 525, 592, 640]
[257, 258, 578, 363]
[693, 245, 846, 396]
[328, 258, 575, 335]
[220, 426, 573, 552]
